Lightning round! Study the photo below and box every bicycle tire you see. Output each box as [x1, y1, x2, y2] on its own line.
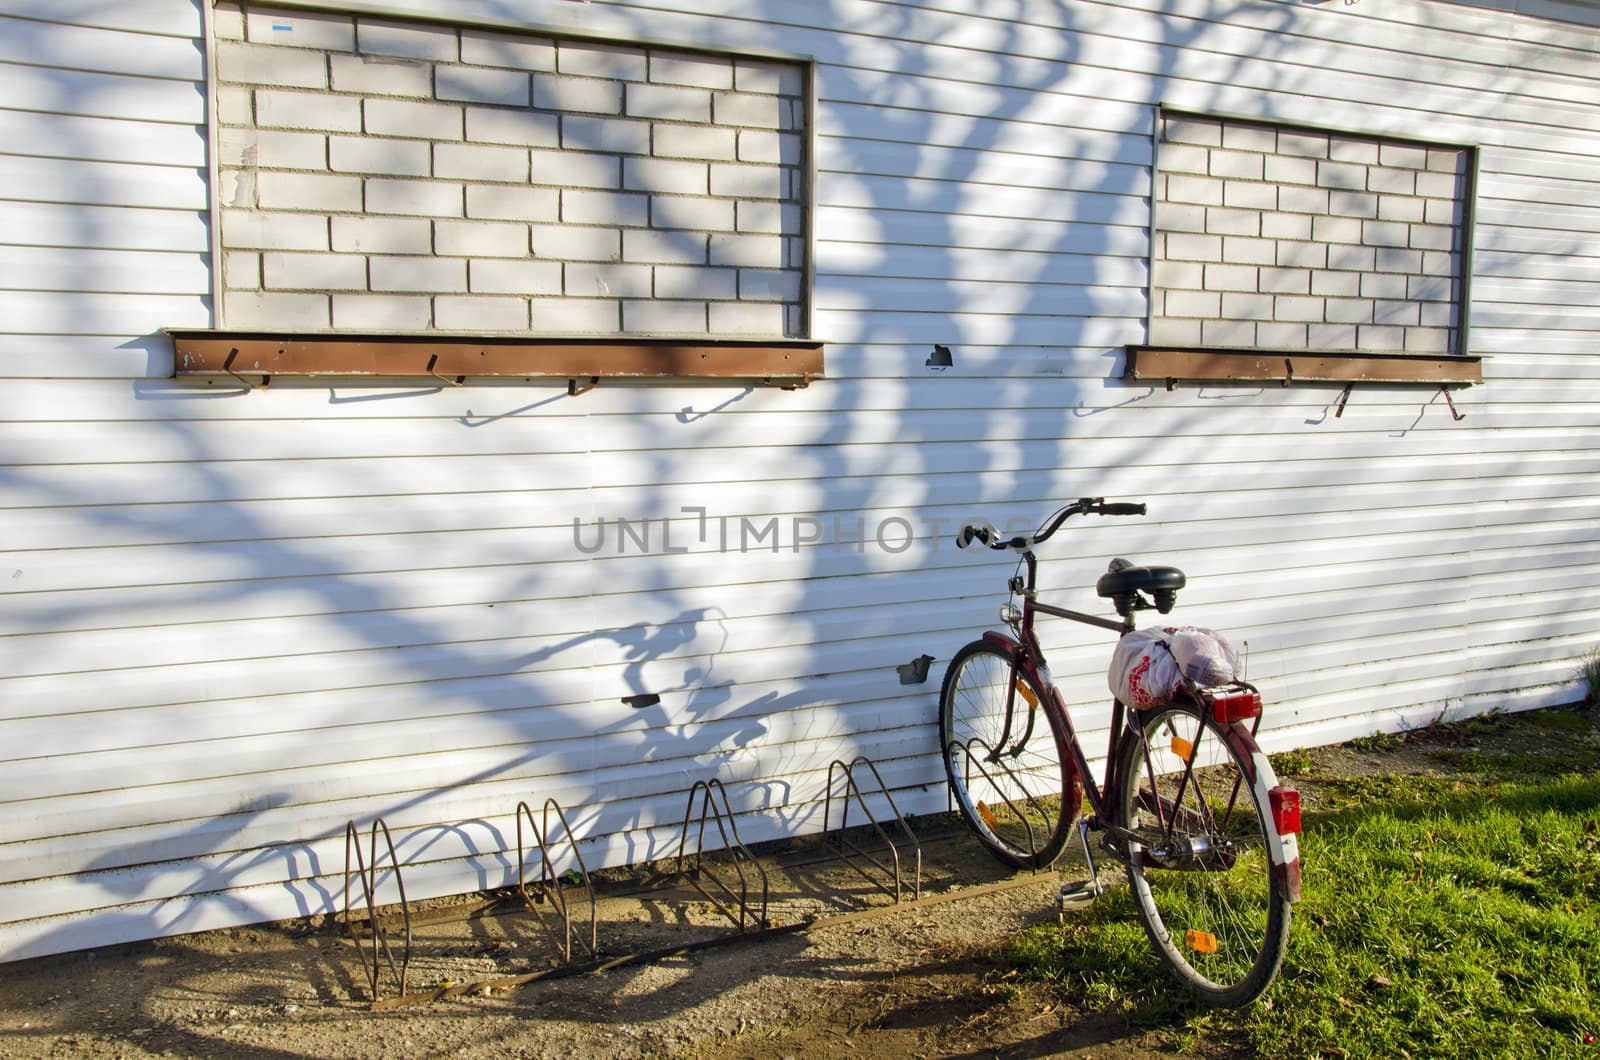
[938, 640, 1073, 869]
[1111, 699, 1291, 1007]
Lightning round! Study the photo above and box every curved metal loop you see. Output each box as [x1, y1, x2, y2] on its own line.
[342, 817, 411, 1003]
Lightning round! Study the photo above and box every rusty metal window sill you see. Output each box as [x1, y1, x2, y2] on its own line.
[1124, 346, 1481, 388]
[168, 331, 825, 390]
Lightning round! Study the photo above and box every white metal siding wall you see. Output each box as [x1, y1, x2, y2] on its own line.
[2, 0, 1597, 960]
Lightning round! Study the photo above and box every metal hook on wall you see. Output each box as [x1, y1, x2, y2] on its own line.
[1334, 382, 1355, 418]
[426, 354, 464, 387]
[1440, 386, 1465, 421]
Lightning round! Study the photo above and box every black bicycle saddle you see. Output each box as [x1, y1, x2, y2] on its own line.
[1096, 558, 1186, 599]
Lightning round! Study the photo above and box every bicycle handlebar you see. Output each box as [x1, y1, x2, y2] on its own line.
[956, 497, 1146, 552]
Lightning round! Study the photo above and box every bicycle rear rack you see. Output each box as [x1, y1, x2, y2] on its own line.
[676, 778, 769, 931]
[824, 756, 922, 903]
[953, 736, 1060, 862]
[342, 818, 412, 1002]
[515, 798, 598, 962]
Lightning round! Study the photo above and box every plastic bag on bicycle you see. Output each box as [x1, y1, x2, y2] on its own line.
[1109, 626, 1241, 709]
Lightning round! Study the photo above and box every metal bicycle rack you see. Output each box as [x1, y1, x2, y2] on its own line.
[823, 756, 922, 903]
[955, 736, 1060, 862]
[515, 798, 598, 962]
[342, 818, 412, 1003]
[676, 778, 769, 931]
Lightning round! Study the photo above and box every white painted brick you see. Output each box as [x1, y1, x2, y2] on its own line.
[1221, 292, 1272, 319]
[1423, 199, 1462, 226]
[1379, 143, 1430, 169]
[735, 200, 802, 235]
[1223, 181, 1275, 210]
[563, 189, 648, 227]
[1222, 124, 1275, 152]
[530, 148, 619, 189]
[246, 9, 352, 51]
[359, 20, 458, 62]
[1260, 267, 1310, 294]
[469, 258, 562, 294]
[217, 86, 253, 125]
[784, 237, 806, 269]
[1204, 208, 1258, 236]
[219, 129, 327, 170]
[533, 73, 622, 115]
[1367, 168, 1415, 195]
[1415, 171, 1460, 198]
[461, 30, 556, 72]
[364, 99, 463, 140]
[437, 66, 530, 107]
[655, 196, 736, 232]
[624, 299, 707, 333]
[1201, 319, 1255, 345]
[532, 297, 619, 332]
[1163, 233, 1221, 261]
[1256, 323, 1308, 349]
[1264, 154, 1315, 185]
[329, 136, 430, 176]
[1361, 220, 1410, 248]
[1375, 247, 1423, 273]
[709, 233, 782, 268]
[434, 294, 529, 330]
[1360, 273, 1409, 299]
[651, 53, 732, 89]
[366, 178, 464, 217]
[1163, 117, 1221, 147]
[1154, 202, 1205, 234]
[1408, 275, 1455, 301]
[330, 54, 431, 96]
[1329, 190, 1378, 218]
[713, 91, 786, 129]
[221, 209, 329, 251]
[1425, 149, 1464, 174]
[734, 60, 804, 95]
[223, 251, 259, 289]
[333, 215, 430, 254]
[1308, 324, 1357, 349]
[1316, 160, 1367, 190]
[531, 224, 620, 262]
[1312, 215, 1362, 243]
[214, 5, 243, 40]
[623, 229, 707, 264]
[1273, 296, 1324, 322]
[1152, 260, 1202, 289]
[1422, 251, 1459, 276]
[332, 293, 431, 329]
[561, 115, 650, 155]
[468, 107, 559, 148]
[1325, 297, 1373, 323]
[1209, 150, 1262, 180]
[738, 268, 801, 301]
[436, 142, 529, 183]
[217, 166, 254, 210]
[466, 184, 559, 222]
[1277, 185, 1328, 214]
[257, 90, 360, 132]
[1277, 242, 1327, 269]
[1420, 302, 1455, 327]
[1374, 299, 1421, 326]
[1328, 139, 1378, 165]
[1378, 195, 1425, 223]
[627, 83, 711, 122]
[263, 251, 366, 290]
[1166, 174, 1222, 206]
[224, 290, 329, 328]
[709, 300, 784, 334]
[1327, 244, 1375, 271]
[434, 219, 530, 258]
[1259, 211, 1311, 241]
[567, 263, 652, 298]
[654, 125, 736, 161]
[1147, 317, 1201, 346]
[1221, 236, 1274, 266]
[1311, 271, 1360, 297]
[656, 264, 737, 299]
[711, 163, 786, 199]
[369, 255, 467, 292]
[1356, 324, 1404, 351]
[217, 42, 327, 88]
[1404, 327, 1452, 353]
[1409, 225, 1455, 251]
[1276, 131, 1328, 159]
[1159, 143, 1209, 175]
[1165, 290, 1220, 316]
[558, 41, 647, 80]
[624, 157, 707, 195]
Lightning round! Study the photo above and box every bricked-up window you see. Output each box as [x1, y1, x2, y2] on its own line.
[212, 4, 808, 338]
[1149, 112, 1472, 356]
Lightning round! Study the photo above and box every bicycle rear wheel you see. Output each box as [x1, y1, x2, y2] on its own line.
[938, 641, 1073, 869]
[1112, 700, 1290, 1007]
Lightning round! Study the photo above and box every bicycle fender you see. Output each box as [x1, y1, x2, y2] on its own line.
[1224, 723, 1303, 904]
[979, 629, 1022, 656]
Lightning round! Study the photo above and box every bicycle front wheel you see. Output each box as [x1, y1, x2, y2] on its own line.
[1112, 700, 1290, 1007]
[938, 641, 1073, 869]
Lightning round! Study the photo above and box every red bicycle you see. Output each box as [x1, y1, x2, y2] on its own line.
[940, 497, 1302, 1006]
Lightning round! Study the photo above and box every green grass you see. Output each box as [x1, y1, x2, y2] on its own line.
[1006, 723, 1600, 1057]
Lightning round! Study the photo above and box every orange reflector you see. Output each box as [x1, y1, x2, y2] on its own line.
[1013, 680, 1038, 708]
[1186, 930, 1218, 954]
[1171, 736, 1195, 761]
[977, 801, 999, 830]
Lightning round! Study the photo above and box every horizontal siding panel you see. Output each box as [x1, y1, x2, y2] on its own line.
[0, 1, 203, 37]
[0, 108, 205, 167]
[0, 60, 203, 125]
[0, 201, 210, 252]
[0, 291, 207, 336]
[816, 204, 1149, 256]
[0, 13, 203, 79]
[0, 246, 210, 295]
[0, 154, 207, 210]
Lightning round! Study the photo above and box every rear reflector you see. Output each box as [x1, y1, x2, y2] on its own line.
[1185, 930, 1218, 954]
[1270, 786, 1301, 835]
[1211, 689, 1262, 724]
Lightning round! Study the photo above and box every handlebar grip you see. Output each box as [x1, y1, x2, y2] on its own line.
[956, 525, 987, 549]
[1100, 502, 1147, 516]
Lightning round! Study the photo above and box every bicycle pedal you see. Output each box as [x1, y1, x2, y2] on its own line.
[1056, 879, 1101, 914]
